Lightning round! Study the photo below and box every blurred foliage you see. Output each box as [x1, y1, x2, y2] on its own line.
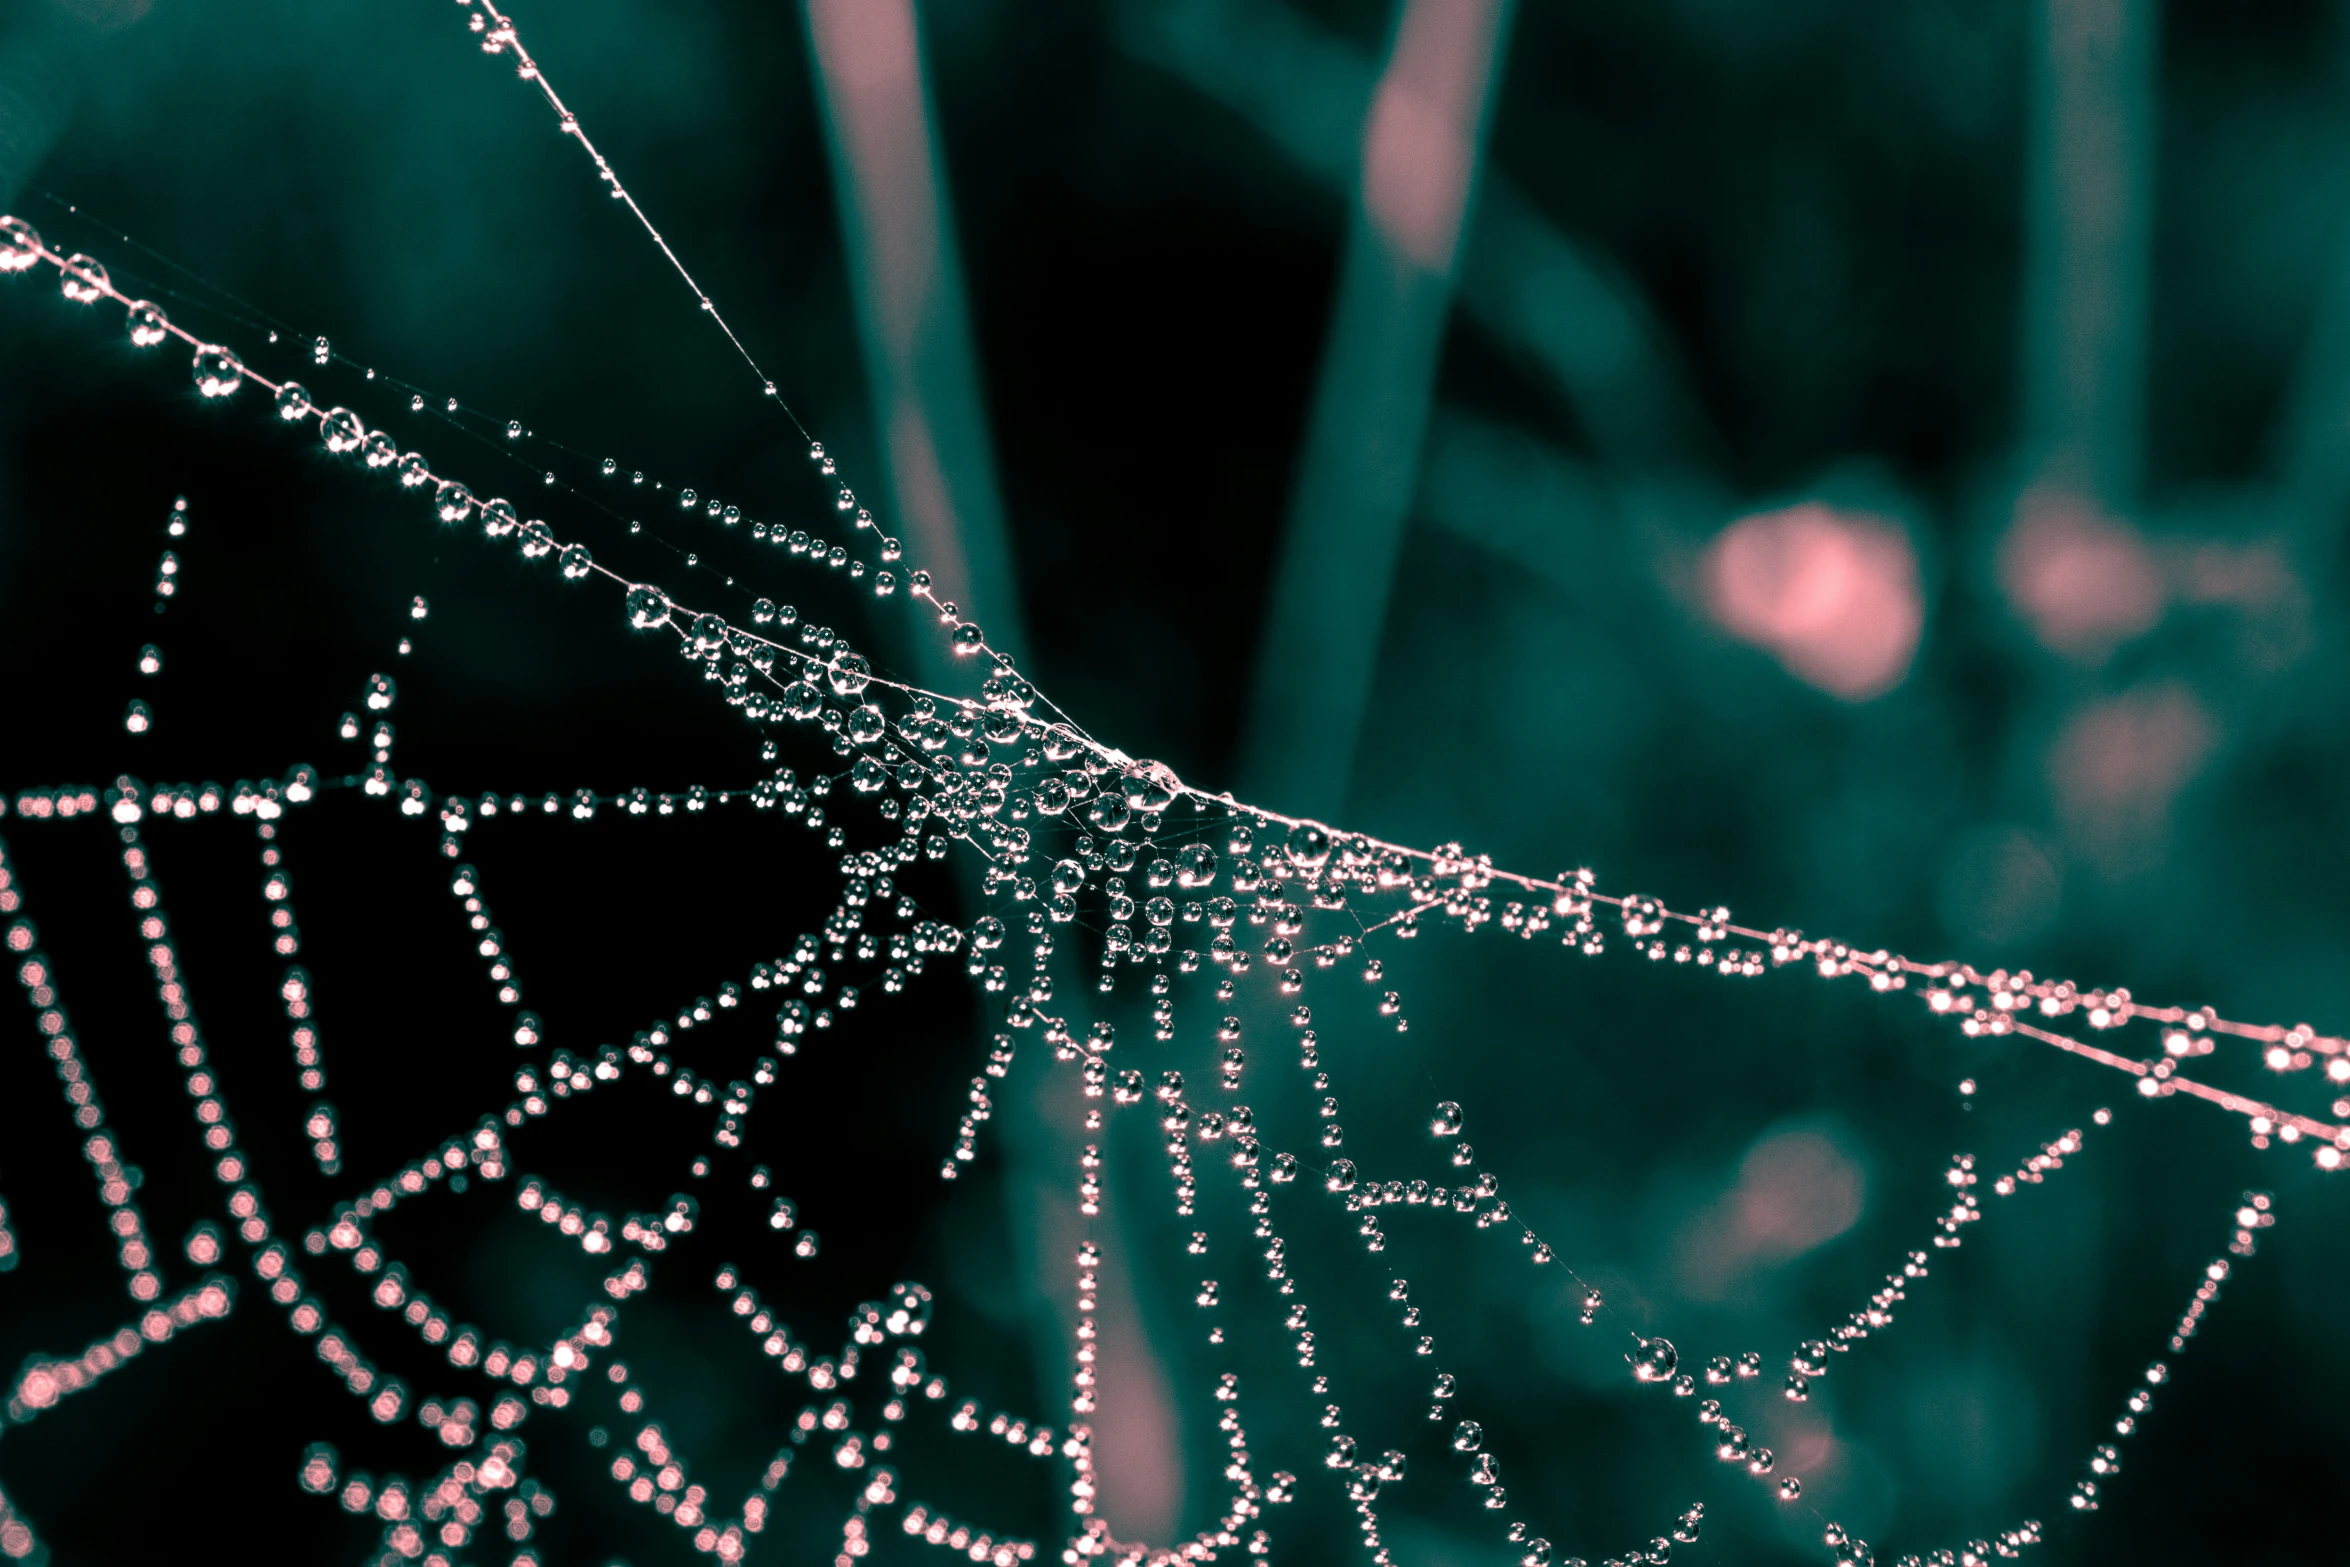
[1, 0, 2347, 1564]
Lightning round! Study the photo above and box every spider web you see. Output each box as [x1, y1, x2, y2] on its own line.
[0, 8, 2340, 1567]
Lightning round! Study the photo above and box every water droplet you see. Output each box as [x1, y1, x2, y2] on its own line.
[191, 345, 244, 398]
[1629, 1336, 1679, 1383]
[0, 217, 43, 272]
[1452, 1420, 1483, 1452]
[829, 651, 872, 698]
[779, 681, 822, 721]
[1779, 1477, 1802, 1501]
[123, 699, 152, 734]
[125, 300, 169, 348]
[1431, 1101, 1464, 1137]
[138, 644, 161, 676]
[320, 407, 366, 455]
[625, 586, 671, 630]
[559, 543, 593, 581]
[59, 254, 109, 304]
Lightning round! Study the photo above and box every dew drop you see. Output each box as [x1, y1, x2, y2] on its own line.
[191, 345, 244, 399]
[320, 407, 366, 455]
[779, 681, 823, 721]
[125, 300, 170, 348]
[1286, 822, 1331, 869]
[625, 586, 671, 630]
[1629, 1336, 1679, 1383]
[828, 652, 872, 698]
[59, 254, 109, 304]
[0, 217, 42, 272]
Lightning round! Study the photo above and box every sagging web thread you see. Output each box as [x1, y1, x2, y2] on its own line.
[0, 7, 2339, 1567]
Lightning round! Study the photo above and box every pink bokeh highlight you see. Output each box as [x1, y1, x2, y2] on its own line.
[1999, 488, 2164, 658]
[1704, 503, 1924, 700]
[1677, 1127, 1866, 1301]
[2050, 683, 2214, 874]
[1361, 0, 1506, 274]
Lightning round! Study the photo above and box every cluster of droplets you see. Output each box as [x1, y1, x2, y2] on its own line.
[257, 826, 342, 1171]
[5, 840, 174, 1305]
[294, 1438, 542, 1562]
[0, 810, 536, 1565]
[13, 202, 2345, 1149]
[126, 495, 193, 734]
[6, 19, 2348, 1554]
[444, 861, 541, 1033]
[2060, 1201, 2269, 1529]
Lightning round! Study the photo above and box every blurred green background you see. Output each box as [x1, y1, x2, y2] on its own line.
[1, 0, 2347, 1563]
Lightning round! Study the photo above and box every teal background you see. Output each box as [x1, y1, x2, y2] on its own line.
[0, 1, 2346, 1564]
